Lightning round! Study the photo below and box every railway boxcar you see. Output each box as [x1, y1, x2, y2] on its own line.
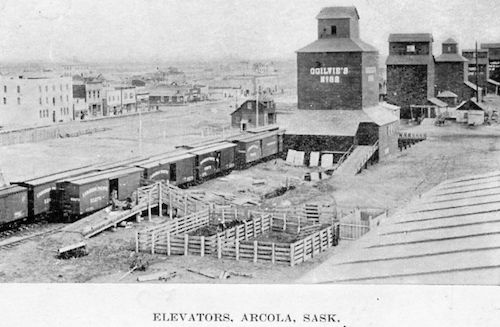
[56, 166, 143, 221]
[260, 132, 279, 158]
[228, 134, 263, 169]
[13, 166, 98, 219]
[0, 185, 29, 227]
[189, 142, 236, 180]
[135, 152, 196, 186]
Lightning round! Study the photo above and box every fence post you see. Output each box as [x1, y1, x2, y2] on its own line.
[283, 213, 287, 231]
[201, 236, 205, 257]
[302, 239, 307, 261]
[217, 235, 222, 259]
[147, 190, 152, 221]
[158, 182, 163, 217]
[151, 232, 155, 255]
[271, 243, 275, 264]
[244, 221, 248, 240]
[310, 235, 315, 258]
[135, 232, 139, 253]
[290, 243, 295, 267]
[166, 232, 171, 256]
[222, 209, 225, 224]
[184, 234, 189, 256]
[253, 241, 258, 263]
[184, 194, 188, 215]
[253, 218, 257, 237]
[235, 239, 240, 261]
[326, 227, 332, 247]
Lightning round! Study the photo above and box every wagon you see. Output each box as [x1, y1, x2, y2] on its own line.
[135, 151, 196, 186]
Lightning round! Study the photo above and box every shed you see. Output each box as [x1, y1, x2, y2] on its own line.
[437, 91, 458, 107]
[455, 99, 487, 125]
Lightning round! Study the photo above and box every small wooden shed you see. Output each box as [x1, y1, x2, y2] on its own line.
[455, 99, 487, 125]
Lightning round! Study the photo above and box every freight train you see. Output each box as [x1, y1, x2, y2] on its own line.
[0, 128, 285, 229]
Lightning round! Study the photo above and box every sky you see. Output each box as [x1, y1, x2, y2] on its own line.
[0, 0, 500, 63]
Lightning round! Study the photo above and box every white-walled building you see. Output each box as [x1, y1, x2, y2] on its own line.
[0, 74, 73, 127]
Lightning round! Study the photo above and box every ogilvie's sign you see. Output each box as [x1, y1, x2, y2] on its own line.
[310, 67, 349, 84]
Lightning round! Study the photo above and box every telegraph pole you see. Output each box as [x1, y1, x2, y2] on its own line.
[255, 76, 259, 128]
[475, 41, 480, 101]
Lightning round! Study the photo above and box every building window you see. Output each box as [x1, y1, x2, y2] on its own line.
[3, 85, 6, 92]
[92, 90, 96, 98]
[331, 26, 337, 35]
[448, 46, 452, 52]
[88, 91, 91, 98]
[53, 97, 56, 106]
[45, 85, 48, 92]
[39, 98, 42, 105]
[406, 44, 416, 53]
[66, 95, 69, 102]
[97, 91, 100, 98]
[17, 86, 20, 93]
[17, 97, 21, 104]
[3, 97, 6, 104]
[39, 110, 42, 118]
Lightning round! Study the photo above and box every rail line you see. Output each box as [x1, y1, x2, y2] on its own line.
[0, 223, 64, 251]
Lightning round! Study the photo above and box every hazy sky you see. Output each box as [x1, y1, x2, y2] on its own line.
[0, 0, 499, 62]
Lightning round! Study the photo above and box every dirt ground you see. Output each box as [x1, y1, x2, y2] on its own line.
[1, 96, 500, 283]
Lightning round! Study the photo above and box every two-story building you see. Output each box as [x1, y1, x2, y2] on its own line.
[0, 74, 73, 127]
[230, 96, 277, 130]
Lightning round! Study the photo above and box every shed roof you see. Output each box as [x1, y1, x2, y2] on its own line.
[386, 55, 434, 65]
[388, 33, 433, 42]
[363, 105, 399, 125]
[316, 6, 359, 20]
[428, 97, 448, 107]
[442, 37, 458, 44]
[435, 53, 468, 62]
[437, 91, 458, 98]
[278, 106, 397, 137]
[464, 81, 484, 92]
[297, 38, 378, 53]
[487, 79, 500, 86]
[456, 99, 488, 111]
[481, 43, 500, 49]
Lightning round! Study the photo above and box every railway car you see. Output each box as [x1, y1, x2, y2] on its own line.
[188, 142, 236, 180]
[13, 166, 98, 220]
[56, 166, 143, 221]
[228, 133, 263, 169]
[0, 185, 29, 229]
[135, 151, 196, 186]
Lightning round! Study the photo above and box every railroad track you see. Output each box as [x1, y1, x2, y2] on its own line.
[0, 223, 64, 251]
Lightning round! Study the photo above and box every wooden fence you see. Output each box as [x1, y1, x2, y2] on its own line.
[0, 125, 108, 146]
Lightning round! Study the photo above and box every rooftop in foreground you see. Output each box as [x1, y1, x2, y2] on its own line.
[298, 171, 500, 284]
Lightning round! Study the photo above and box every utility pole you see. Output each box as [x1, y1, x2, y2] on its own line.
[255, 76, 259, 128]
[475, 41, 480, 101]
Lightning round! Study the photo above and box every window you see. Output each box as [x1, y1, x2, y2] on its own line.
[88, 91, 91, 98]
[331, 25, 337, 35]
[46, 97, 48, 104]
[39, 110, 42, 118]
[45, 86, 48, 92]
[406, 44, 416, 53]
[3, 97, 6, 104]
[92, 90, 96, 98]
[447, 46, 452, 52]
[97, 91, 100, 98]
[52, 97, 56, 106]
[3, 85, 6, 92]
[66, 95, 69, 102]
[39, 98, 42, 105]
[17, 86, 20, 93]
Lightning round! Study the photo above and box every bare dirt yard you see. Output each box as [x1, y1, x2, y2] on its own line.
[1, 97, 500, 283]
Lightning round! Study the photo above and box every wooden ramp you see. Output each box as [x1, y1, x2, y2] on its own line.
[61, 205, 148, 238]
[333, 145, 377, 176]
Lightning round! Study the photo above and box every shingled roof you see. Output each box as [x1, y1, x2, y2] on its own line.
[435, 53, 468, 62]
[443, 37, 458, 44]
[297, 38, 378, 53]
[388, 33, 434, 42]
[316, 6, 359, 20]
